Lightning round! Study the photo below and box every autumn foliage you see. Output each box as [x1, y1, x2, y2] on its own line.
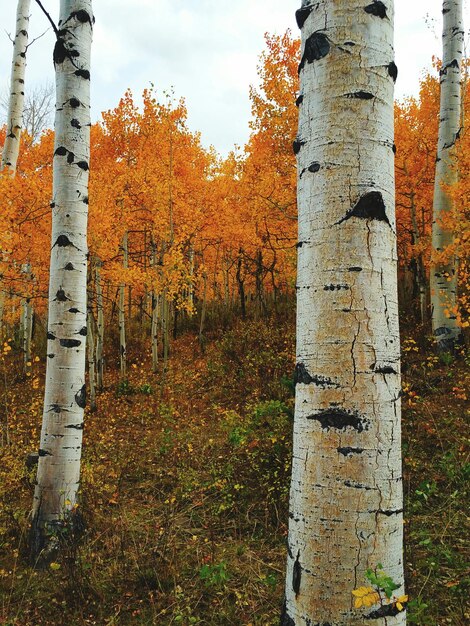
[0, 32, 469, 357]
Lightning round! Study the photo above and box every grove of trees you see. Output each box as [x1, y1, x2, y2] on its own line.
[0, 0, 468, 624]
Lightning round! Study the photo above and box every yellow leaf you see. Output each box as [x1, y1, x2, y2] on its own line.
[352, 587, 380, 609]
[49, 562, 60, 570]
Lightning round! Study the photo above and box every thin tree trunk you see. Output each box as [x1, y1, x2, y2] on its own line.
[236, 250, 246, 320]
[150, 240, 159, 372]
[283, 2, 404, 624]
[31, 0, 93, 559]
[119, 232, 128, 378]
[188, 246, 195, 309]
[95, 260, 104, 390]
[199, 271, 207, 350]
[22, 263, 33, 376]
[1, 0, 31, 174]
[429, 0, 464, 351]
[87, 300, 97, 412]
[161, 289, 169, 373]
[151, 293, 159, 372]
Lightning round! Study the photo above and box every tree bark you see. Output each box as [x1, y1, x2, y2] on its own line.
[31, 0, 93, 559]
[283, 2, 404, 624]
[1, 0, 31, 174]
[95, 259, 104, 390]
[429, 0, 464, 351]
[119, 232, 128, 378]
[22, 262, 33, 376]
[87, 299, 97, 412]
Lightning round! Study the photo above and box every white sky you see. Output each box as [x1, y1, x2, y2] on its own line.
[1, 0, 469, 155]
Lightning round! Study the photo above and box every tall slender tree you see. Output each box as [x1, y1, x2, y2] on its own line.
[31, 0, 93, 558]
[1, 0, 31, 173]
[429, 0, 464, 351]
[283, 1, 405, 624]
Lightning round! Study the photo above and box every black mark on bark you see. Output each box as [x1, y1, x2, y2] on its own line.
[293, 552, 301, 595]
[375, 509, 403, 516]
[307, 408, 367, 432]
[388, 61, 398, 82]
[295, 6, 313, 29]
[55, 288, 69, 302]
[38, 449, 52, 457]
[74, 68, 90, 80]
[293, 137, 306, 155]
[371, 364, 397, 374]
[296, 94, 304, 107]
[345, 91, 374, 100]
[364, 2, 387, 18]
[75, 384, 86, 408]
[366, 603, 403, 619]
[344, 480, 373, 490]
[280, 600, 295, 626]
[299, 32, 330, 72]
[337, 447, 364, 456]
[60, 338, 82, 348]
[65, 423, 84, 430]
[336, 191, 390, 226]
[295, 363, 339, 387]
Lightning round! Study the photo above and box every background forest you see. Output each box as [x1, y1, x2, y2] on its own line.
[0, 20, 469, 626]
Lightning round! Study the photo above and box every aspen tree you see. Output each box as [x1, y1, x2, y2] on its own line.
[1, 0, 31, 338]
[283, 1, 405, 624]
[118, 232, 128, 378]
[1, 0, 31, 173]
[31, 0, 93, 557]
[429, 0, 464, 351]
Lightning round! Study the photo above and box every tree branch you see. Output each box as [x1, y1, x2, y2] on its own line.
[33, 0, 59, 38]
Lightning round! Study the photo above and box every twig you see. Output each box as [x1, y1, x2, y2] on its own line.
[25, 27, 50, 51]
[33, 0, 59, 38]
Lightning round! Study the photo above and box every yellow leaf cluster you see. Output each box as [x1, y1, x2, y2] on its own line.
[351, 586, 380, 609]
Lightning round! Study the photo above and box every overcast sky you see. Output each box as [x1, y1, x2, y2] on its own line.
[1, 0, 469, 155]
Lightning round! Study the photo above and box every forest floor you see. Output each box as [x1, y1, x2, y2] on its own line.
[0, 310, 468, 625]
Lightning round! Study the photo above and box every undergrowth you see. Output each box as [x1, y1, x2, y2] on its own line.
[0, 314, 468, 624]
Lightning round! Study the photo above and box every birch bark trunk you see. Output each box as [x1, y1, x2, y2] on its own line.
[429, 0, 464, 351]
[1, 0, 31, 174]
[31, 0, 93, 558]
[283, 2, 404, 624]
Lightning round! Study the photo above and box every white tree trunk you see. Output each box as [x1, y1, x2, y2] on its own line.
[119, 232, 128, 378]
[283, 2, 404, 624]
[1, 0, 31, 173]
[31, 0, 93, 557]
[429, 0, 463, 351]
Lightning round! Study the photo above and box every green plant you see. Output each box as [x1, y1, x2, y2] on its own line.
[116, 379, 135, 396]
[199, 561, 230, 588]
[352, 565, 406, 614]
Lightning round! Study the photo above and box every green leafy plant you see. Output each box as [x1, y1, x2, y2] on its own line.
[199, 561, 230, 588]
